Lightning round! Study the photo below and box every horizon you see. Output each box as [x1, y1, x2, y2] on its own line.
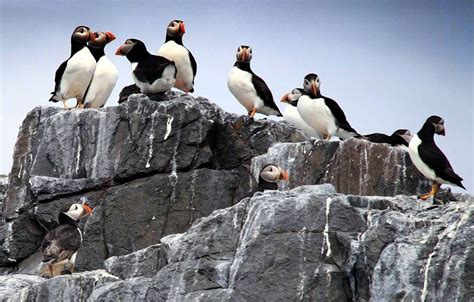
[1, 0, 472, 193]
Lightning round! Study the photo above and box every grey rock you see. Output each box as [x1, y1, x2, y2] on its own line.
[0, 274, 44, 302]
[104, 244, 165, 279]
[252, 139, 430, 196]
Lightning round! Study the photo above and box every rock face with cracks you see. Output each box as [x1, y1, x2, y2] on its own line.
[1, 92, 470, 301]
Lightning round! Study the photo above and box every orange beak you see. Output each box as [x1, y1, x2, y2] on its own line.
[280, 170, 289, 181]
[179, 22, 186, 34]
[82, 203, 93, 215]
[310, 82, 318, 96]
[106, 32, 116, 42]
[281, 92, 289, 103]
[115, 45, 124, 55]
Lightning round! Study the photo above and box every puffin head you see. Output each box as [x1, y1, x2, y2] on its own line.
[281, 88, 304, 107]
[89, 31, 116, 48]
[236, 45, 252, 63]
[115, 38, 147, 60]
[393, 129, 413, 144]
[426, 116, 445, 136]
[259, 164, 289, 183]
[303, 73, 320, 97]
[167, 20, 186, 37]
[72, 25, 94, 44]
[62, 202, 93, 221]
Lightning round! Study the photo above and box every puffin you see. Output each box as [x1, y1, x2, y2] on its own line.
[82, 31, 118, 109]
[408, 116, 465, 200]
[281, 88, 322, 138]
[364, 129, 413, 147]
[227, 45, 282, 118]
[243, 164, 289, 198]
[298, 73, 359, 140]
[41, 202, 93, 277]
[116, 39, 177, 94]
[49, 25, 96, 109]
[157, 20, 197, 93]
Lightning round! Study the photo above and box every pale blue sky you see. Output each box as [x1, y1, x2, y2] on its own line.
[1, 0, 472, 192]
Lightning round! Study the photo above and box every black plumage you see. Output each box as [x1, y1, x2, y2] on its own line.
[319, 95, 358, 135]
[365, 129, 411, 147]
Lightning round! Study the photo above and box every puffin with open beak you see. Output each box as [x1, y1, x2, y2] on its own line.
[281, 88, 322, 139]
[116, 38, 176, 94]
[49, 26, 97, 109]
[227, 45, 282, 118]
[408, 116, 465, 200]
[83, 31, 118, 109]
[157, 20, 197, 93]
[41, 201, 93, 278]
[297, 73, 359, 140]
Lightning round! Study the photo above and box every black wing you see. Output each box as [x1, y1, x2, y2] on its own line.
[365, 133, 391, 144]
[322, 96, 357, 134]
[52, 60, 68, 94]
[134, 56, 174, 84]
[188, 49, 197, 78]
[42, 225, 81, 262]
[251, 74, 282, 116]
[418, 142, 464, 188]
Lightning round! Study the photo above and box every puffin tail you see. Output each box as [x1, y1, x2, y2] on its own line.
[49, 91, 60, 103]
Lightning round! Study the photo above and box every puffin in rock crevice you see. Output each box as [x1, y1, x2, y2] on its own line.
[281, 88, 322, 138]
[243, 164, 289, 198]
[41, 202, 93, 278]
[49, 26, 96, 109]
[298, 73, 359, 140]
[116, 39, 176, 94]
[408, 116, 465, 200]
[364, 129, 413, 147]
[83, 31, 118, 109]
[228, 45, 282, 118]
[157, 20, 197, 93]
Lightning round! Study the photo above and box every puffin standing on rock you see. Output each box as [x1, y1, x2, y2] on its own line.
[158, 20, 197, 93]
[408, 116, 465, 200]
[281, 88, 322, 138]
[298, 73, 359, 140]
[83, 31, 118, 109]
[49, 26, 96, 109]
[228, 45, 282, 118]
[243, 164, 289, 198]
[41, 201, 93, 278]
[116, 39, 177, 94]
[364, 129, 413, 147]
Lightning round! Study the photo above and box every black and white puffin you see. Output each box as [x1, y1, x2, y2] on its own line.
[408, 116, 465, 200]
[227, 46, 282, 118]
[298, 73, 359, 140]
[243, 164, 289, 198]
[83, 31, 118, 109]
[49, 25, 96, 109]
[157, 20, 197, 93]
[116, 39, 176, 94]
[281, 88, 322, 138]
[364, 129, 413, 147]
[41, 202, 93, 277]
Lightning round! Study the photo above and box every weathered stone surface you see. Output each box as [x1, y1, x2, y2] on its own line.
[1, 92, 305, 266]
[2, 186, 472, 301]
[252, 139, 430, 196]
[0, 274, 44, 301]
[0, 176, 7, 216]
[104, 244, 164, 280]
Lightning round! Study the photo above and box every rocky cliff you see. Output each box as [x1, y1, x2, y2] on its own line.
[1, 92, 471, 301]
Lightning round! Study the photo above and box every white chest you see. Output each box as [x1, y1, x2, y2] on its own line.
[283, 105, 321, 138]
[60, 48, 96, 99]
[227, 67, 262, 111]
[408, 135, 437, 181]
[297, 96, 337, 136]
[158, 41, 194, 91]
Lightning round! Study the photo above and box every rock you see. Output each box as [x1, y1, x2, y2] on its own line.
[0, 176, 7, 215]
[104, 244, 165, 279]
[0, 274, 44, 301]
[1, 93, 306, 266]
[251, 139, 430, 196]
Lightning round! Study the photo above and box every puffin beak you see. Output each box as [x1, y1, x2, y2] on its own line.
[310, 81, 318, 96]
[179, 22, 186, 34]
[240, 50, 246, 62]
[89, 31, 96, 43]
[82, 204, 93, 215]
[106, 32, 116, 42]
[115, 45, 124, 56]
[280, 93, 289, 103]
[439, 126, 446, 136]
[279, 169, 289, 181]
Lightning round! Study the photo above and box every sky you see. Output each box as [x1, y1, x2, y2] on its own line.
[0, 0, 472, 193]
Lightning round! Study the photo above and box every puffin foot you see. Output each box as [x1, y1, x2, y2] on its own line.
[248, 107, 257, 118]
[418, 183, 440, 201]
